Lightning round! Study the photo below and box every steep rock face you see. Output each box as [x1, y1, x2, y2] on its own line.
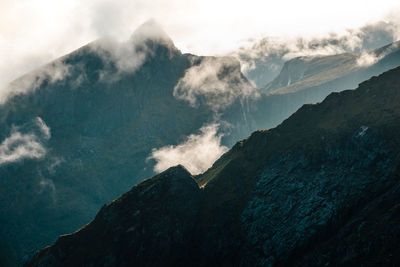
[240, 133, 397, 265]
[293, 176, 400, 266]
[26, 165, 202, 266]
[27, 67, 400, 266]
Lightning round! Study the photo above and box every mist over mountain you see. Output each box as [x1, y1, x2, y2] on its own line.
[237, 20, 400, 87]
[1, 16, 400, 267]
[247, 39, 400, 134]
[264, 40, 400, 93]
[26, 66, 400, 266]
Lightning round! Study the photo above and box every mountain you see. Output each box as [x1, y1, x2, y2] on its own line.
[264, 41, 400, 94]
[0, 21, 254, 265]
[26, 66, 400, 266]
[25, 165, 201, 266]
[248, 41, 400, 131]
[239, 21, 398, 88]
[3, 20, 400, 266]
[262, 53, 357, 93]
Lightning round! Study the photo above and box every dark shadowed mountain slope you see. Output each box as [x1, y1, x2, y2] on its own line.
[0, 21, 254, 265]
[27, 66, 400, 266]
[26, 165, 202, 266]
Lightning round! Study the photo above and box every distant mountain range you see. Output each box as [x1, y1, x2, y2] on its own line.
[264, 41, 400, 94]
[240, 20, 399, 88]
[249, 40, 400, 132]
[27, 66, 400, 266]
[1, 20, 400, 266]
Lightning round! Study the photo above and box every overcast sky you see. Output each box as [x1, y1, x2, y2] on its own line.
[1, 0, 400, 89]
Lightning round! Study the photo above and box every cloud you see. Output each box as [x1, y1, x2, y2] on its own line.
[173, 56, 258, 111]
[0, 20, 174, 103]
[235, 20, 400, 86]
[89, 20, 175, 81]
[0, 117, 51, 165]
[162, 55, 257, 174]
[35, 117, 51, 140]
[0, 132, 46, 165]
[1, 60, 70, 104]
[149, 124, 228, 175]
[47, 157, 65, 174]
[0, 0, 399, 92]
[38, 178, 56, 195]
[356, 53, 380, 67]
[356, 40, 400, 67]
[37, 174, 57, 203]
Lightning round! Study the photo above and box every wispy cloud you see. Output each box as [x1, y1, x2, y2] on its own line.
[235, 20, 400, 86]
[47, 157, 64, 174]
[0, 20, 175, 103]
[1, 60, 70, 104]
[152, 56, 255, 174]
[173, 56, 258, 111]
[356, 52, 381, 67]
[0, 117, 51, 165]
[90, 20, 175, 81]
[356, 41, 400, 67]
[35, 117, 51, 140]
[148, 124, 228, 175]
[1, 0, 398, 92]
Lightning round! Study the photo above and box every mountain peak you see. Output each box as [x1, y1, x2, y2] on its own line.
[130, 19, 176, 49]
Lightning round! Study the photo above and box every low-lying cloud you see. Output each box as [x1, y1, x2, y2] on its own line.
[0, 117, 51, 165]
[1, 20, 173, 104]
[91, 20, 174, 80]
[236, 20, 400, 86]
[0, 0, 399, 93]
[173, 57, 258, 111]
[356, 52, 381, 67]
[356, 40, 400, 67]
[149, 124, 228, 175]
[1, 60, 70, 104]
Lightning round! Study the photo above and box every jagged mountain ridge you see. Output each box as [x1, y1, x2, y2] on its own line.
[27, 66, 400, 266]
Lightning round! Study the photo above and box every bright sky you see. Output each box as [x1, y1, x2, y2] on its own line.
[0, 0, 400, 88]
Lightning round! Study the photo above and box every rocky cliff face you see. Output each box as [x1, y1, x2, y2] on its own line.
[27, 66, 400, 266]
